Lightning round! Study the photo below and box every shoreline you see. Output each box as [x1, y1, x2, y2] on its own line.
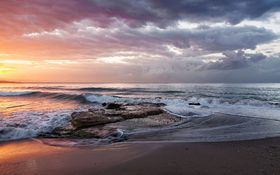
[1, 137, 280, 175]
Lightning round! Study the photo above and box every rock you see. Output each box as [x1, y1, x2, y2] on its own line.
[71, 111, 123, 129]
[107, 113, 181, 129]
[73, 104, 164, 127]
[72, 127, 121, 138]
[88, 108, 104, 113]
[47, 104, 173, 141]
[104, 110, 123, 116]
[121, 106, 163, 119]
[71, 104, 163, 129]
[188, 102, 200, 106]
[52, 123, 76, 136]
[106, 103, 123, 110]
[45, 103, 182, 143]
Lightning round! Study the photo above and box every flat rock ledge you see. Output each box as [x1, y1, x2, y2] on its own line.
[45, 103, 180, 142]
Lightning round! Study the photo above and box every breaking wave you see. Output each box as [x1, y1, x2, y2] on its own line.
[0, 109, 74, 142]
[2, 90, 280, 120]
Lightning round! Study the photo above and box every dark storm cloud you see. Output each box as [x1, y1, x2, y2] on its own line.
[191, 26, 277, 51]
[88, 0, 280, 26]
[203, 50, 267, 70]
[1, 0, 280, 33]
[102, 25, 277, 53]
[151, 0, 280, 24]
[10, 23, 277, 62]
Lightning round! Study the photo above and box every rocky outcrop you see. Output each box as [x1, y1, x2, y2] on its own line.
[120, 106, 163, 119]
[49, 103, 178, 141]
[71, 111, 123, 129]
[52, 123, 76, 136]
[72, 104, 164, 129]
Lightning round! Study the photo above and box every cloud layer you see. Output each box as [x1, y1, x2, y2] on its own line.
[0, 0, 280, 82]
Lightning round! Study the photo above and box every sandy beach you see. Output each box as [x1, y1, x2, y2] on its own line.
[0, 137, 279, 175]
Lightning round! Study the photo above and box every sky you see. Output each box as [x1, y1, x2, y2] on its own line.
[0, 0, 280, 83]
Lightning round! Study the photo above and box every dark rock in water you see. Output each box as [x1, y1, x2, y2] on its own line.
[71, 111, 123, 129]
[188, 102, 201, 106]
[106, 103, 123, 110]
[102, 103, 107, 107]
[72, 127, 121, 138]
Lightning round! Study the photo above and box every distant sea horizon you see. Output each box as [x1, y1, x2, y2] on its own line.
[2, 81, 280, 84]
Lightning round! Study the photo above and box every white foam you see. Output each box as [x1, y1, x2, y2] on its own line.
[0, 127, 37, 141]
[83, 93, 126, 103]
[162, 97, 280, 121]
[83, 93, 280, 121]
[82, 93, 155, 104]
[0, 109, 74, 141]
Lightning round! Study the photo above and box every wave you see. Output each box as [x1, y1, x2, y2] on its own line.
[0, 91, 38, 96]
[79, 87, 185, 94]
[2, 95, 280, 143]
[0, 109, 73, 142]
[33, 92, 131, 104]
[0, 127, 37, 141]
[163, 97, 280, 122]
[82, 94, 280, 121]
[79, 87, 121, 91]
[0, 90, 153, 104]
[2, 89, 280, 122]
[1, 90, 280, 110]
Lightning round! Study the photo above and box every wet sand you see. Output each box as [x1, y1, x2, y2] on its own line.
[0, 138, 280, 175]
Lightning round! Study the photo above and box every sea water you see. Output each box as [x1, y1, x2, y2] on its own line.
[1, 83, 280, 143]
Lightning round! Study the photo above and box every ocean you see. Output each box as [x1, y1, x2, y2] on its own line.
[1, 83, 280, 144]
